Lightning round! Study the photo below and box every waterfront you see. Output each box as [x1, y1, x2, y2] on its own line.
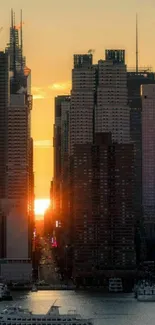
[0, 290, 155, 325]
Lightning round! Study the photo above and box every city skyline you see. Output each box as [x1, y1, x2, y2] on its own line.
[0, 1, 155, 289]
[1, 1, 155, 218]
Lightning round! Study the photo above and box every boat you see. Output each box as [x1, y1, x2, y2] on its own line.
[109, 278, 123, 292]
[0, 304, 93, 325]
[31, 284, 38, 292]
[135, 281, 155, 301]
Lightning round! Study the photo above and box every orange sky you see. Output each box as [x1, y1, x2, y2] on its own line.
[1, 0, 155, 202]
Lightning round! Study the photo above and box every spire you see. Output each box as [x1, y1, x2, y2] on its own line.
[13, 11, 15, 28]
[11, 8, 13, 29]
[13, 10, 16, 79]
[136, 13, 138, 73]
[20, 9, 23, 70]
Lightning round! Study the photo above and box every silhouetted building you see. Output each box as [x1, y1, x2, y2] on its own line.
[127, 70, 155, 262]
[53, 51, 145, 281]
[28, 137, 35, 257]
[60, 97, 71, 244]
[53, 96, 71, 243]
[50, 180, 53, 204]
[96, 49, 130, 144]
[70, 54, 96, 154]
[142, 84, 155, 259]
[53, 96, 66, 220]
[44, 208, 52, 237]
[71, 133, 136, 284]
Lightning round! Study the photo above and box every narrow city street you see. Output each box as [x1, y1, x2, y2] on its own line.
[38, 237, 60, 285]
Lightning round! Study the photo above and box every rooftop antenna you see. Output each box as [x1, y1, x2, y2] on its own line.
[13, 11, 15, 29]
[136, 13, 138, 73]
[20, 9, 23, 71]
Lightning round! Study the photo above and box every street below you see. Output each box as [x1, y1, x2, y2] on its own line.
[38, 237, 60, 285]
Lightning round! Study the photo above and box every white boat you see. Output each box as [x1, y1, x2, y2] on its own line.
[136, 281, 155, 301]
[109, 278, 123, 292]
[0, 305, 93, 325]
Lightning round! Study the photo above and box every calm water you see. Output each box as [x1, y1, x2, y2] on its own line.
[0, 291, 155, 325]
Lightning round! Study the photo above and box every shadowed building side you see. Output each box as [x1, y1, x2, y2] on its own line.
[0, 52, 10, 259]
[142, 84, 155, 260]
[71, 133, 136, 285]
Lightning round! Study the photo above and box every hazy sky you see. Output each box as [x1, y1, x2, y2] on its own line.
[1, 0, 155, 200]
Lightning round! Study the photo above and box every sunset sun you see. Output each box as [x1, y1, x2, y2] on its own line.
[34, 198, 50, 216]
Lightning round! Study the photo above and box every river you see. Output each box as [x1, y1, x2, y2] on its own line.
[0, 290, 154, 325]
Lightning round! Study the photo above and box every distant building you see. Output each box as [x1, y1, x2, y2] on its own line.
[53, 96, 71, 243]
[53, 96, 67, 219]
[35, 220, 44, 237]
[60, 97, 71, 243]
[44, 208, 52, 237]
[50, 180, 53, 209]
[142, 85, 155, 251]
[71, 133, 136, 283]
[28, 137, 35, 257]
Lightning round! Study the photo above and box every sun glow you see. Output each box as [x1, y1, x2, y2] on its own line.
[34, 198, 50, 216]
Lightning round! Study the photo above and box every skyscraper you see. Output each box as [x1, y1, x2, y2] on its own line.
[60, 97, 71, 241]
[5, 94, 31, 259]
[53, 96, 71, 245]
[0, 52, 10, 259]
[28, 137, 35, 257]
[53, 96, 69, 220]
[70, 54, 96, 154]
[142, 84, 155, 258]
[0, 10, 34, 282]
[53, 50, 136, 285]
[127, 70, 155, 262]
[96, 50, 130, 144]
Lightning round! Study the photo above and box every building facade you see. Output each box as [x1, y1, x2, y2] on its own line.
[127, 71, 155, 261]
[96, 50, 130, 144]
[5, 93, 31, 259]
[53, 50, 137, 282]
[0, 52, 10, 259]
[0, 11, 34, 282]
[70, 54, 96, 155]
[72, 133, 136, 283]
[53, 96, 65, 219]
[142, 84, 155, 243]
